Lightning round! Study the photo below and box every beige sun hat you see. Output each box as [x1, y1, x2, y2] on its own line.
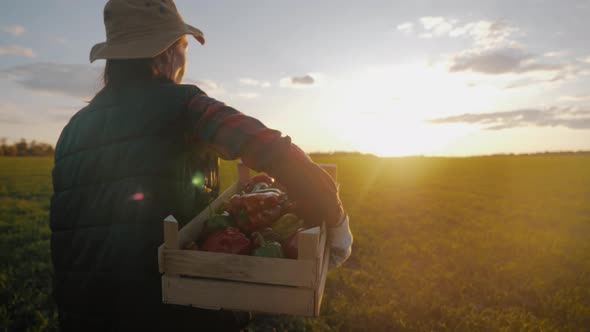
[89, 0, 205, 63]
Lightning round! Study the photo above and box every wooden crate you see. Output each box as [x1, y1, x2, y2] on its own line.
[158, 163, 336, 317]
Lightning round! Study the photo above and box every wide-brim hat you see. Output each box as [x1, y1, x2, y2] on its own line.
[90, 0, 204, 63]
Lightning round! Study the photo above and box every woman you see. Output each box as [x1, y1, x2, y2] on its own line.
[50, 0, 352, 331]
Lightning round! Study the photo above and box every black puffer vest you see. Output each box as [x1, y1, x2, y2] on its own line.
[50, 80, 245, 330]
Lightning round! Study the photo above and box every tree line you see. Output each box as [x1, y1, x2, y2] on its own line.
[0, 138, 54, 157]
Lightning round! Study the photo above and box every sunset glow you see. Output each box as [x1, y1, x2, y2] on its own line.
[1, 1, 589, 156]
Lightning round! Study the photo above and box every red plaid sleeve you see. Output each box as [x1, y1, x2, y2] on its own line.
[186, 94, 344, 226]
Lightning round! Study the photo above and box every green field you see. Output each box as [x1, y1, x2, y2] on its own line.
[1, 155, 590, 331]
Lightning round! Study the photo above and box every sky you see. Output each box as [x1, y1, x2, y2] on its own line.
[1, 0, 590, 157]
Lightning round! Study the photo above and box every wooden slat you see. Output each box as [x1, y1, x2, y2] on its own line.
[162, 249, 317, 287]
[316, 223, 327, 283]
[297, 226, 320, 262]
[164, 215, 179, 250]
[177, 182, 238, 249]
[162, 276, 316, 317]
[163, 216, 180, 277]
[158, 183, 237, 272]
[315, 242, 331, 316]
[158, 246, 165, 274]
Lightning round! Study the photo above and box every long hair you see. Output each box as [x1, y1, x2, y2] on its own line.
[102, 58, 155, 87]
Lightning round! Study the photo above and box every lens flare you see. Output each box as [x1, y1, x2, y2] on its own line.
[192, 172, 204, 187]
[130, 192, 145, 201]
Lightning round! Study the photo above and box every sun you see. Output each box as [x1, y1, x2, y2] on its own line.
[315, 62, 483, 156]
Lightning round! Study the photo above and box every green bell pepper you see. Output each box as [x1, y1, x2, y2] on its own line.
[251, 232, 284, 258]
[271, 213, 304, 242]
[203, 213, 234, 236]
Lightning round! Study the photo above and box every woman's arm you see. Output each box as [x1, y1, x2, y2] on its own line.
[185, 92, 353, 267]
[185, 93, 344, 227]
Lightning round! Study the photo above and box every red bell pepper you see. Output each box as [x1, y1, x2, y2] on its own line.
[282, 228, 305, 259]
[227, 194, 243, 216]
[241, 205, 283, 232]
[201, 227, 251, 255]
[228, 192, 284, 233]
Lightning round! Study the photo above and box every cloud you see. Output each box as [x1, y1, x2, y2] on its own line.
[503, 79, 541, 89]
[292, 75, 315, 85]
[1, 64, 235, 102]
[187, 78, 263, 99]
[502, 65, 578, 89]
[0, 62, 103, 99]
[236, 92, 259, 99]
[398, 17, 574, 77]
[409, 17, 518, 49]
[405, 17, 569, 79]
[420, 16, 454, 36]
[279, 73, 320, 88]
[451, 20, 519, 49]
[428, 107, 590, 130]
[1, 25, 25, 36]
[420, 17, 445, 30]
[0, 46, 35, 58]
[544, 50, 569, 58]
[0, 103, 80, 126]
[434, 19, 574, 81]
[188, 79, 218, 91]
[559, 94, 590, 102]
[449, 48, 566, 74]
[396, 22, 414, 33]
[183, 78, 226, 98]
[238, 78, 271, 88]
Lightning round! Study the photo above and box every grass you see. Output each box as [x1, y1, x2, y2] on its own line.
[0, 158, 56, 332]
[1, 155, 590, 331]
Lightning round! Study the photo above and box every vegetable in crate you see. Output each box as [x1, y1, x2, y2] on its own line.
[258, 227, 281, 242]
[202, 212, 234, 236]
[227, 192, 281, 214]
[271, 213, 304, 242]
[242, 192, 282, 212]
[252, 187, 284, 195]
[282, 228, 305, 259]
[251, 232, 284, 258]
[243, 174, 275, 193]
[201, 227, 251, 254]
[227, 192, 283, 232]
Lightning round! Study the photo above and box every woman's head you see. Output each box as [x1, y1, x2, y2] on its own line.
[91, 0, 203, 88]
[103, 35, 188, 87]
[91, 0, 203, 63]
